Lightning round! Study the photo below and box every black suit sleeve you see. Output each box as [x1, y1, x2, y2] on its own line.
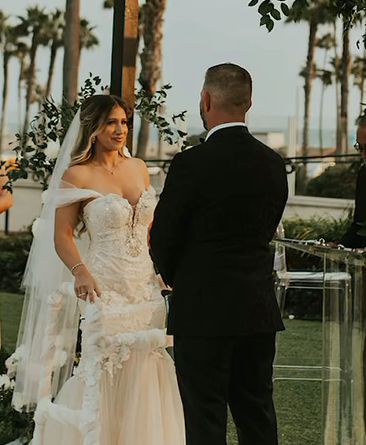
[150, 152, 196, 287]
[340, 165, 366, 248]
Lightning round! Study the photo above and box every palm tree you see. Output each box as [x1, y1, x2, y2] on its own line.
[340, 20, 351, 154]
[330, 20, 342, 155]
[63, 0, 80, 104]
[45, 9, 64, 97]
[18, 6, 49, 134]
[286, 0, 332, 192]
[78, 18, 99, 66]
[34, 84, 46, 111]
[0, 13, 13, 154]
[316, 32, 335, 153]
[317, 69, 332, 153]
[15, 41, 28, 132]
[0, 15, 26, 154]
[136, 0, 167, 159]
[352, 54, 366, 115]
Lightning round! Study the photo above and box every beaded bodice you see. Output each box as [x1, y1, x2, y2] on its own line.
[81, 185, 165, 336]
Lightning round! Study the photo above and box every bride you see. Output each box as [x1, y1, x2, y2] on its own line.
[7, 94, 185, 445]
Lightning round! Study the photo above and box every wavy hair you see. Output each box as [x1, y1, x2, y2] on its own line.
[69, 94, 130, 167]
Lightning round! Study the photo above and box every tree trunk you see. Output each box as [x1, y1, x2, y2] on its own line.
[157, 101, 165, 158]
[333, 21, 342, 156]
[23, 36, 37, 135]
[297, 17, 317, 195]
[319, 83, 325, 156]
[46, 42, 58, 97]
[0, 53, 10, 156]
[340, 22, 350, 154]
[136, 0, 166, 158]
[319, 48, 328, 156]
[18, 56, 24, 132]
[63, 0, 80, 104]
[136, 117, 150, 159]
[360, 48, 366, 116]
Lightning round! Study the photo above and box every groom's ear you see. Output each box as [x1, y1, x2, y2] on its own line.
[203, 91, 211, 112]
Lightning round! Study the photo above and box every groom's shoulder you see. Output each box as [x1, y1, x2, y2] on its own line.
[172, 142, 206, 163]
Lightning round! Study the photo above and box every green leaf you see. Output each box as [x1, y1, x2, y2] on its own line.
[258, 0, 272, 15]
[248, 0, 259, 6]
[280, 3, 290, 16]
[267, 17, 274, 31]
[19, 159, 29, 169]
[271, 8, 281, 20]
[260, 15, 268, 26]
[48, 131, 57, 142]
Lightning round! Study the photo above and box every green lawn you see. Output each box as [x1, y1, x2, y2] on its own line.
[0, 292, 24, 353]
[0, 293, 322, 445]
[274, 320, 322, 445]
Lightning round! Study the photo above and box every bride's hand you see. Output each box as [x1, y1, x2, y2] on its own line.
[73, 267, 101, 303]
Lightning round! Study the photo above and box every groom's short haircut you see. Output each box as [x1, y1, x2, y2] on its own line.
[203, 63, 252, 112]
[357, 113, 366, 127]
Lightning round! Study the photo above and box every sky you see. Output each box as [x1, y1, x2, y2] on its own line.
[1, 0, 365, 141]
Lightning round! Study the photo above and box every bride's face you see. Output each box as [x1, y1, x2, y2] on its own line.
[96, 106, 128, 152]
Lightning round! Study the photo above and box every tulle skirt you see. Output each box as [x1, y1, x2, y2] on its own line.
[41, 348, 185, 445]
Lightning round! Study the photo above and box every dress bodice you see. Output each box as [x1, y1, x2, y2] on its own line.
[80, 185, 164, 335]
[83, 187, 156, 248]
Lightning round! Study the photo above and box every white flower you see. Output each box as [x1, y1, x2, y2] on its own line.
[12, 392, 25, 412]
[32, 217, 40, 237]
[0, 374, 12, 390]
[53, 350, 67, 368]
[41, 190, 48, 204]
[44, 139, 60, 160]
[5, 345, 26, 378]
[289, 314, 295, 320]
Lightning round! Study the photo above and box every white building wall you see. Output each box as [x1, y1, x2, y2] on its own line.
[0, 178, 355, 233]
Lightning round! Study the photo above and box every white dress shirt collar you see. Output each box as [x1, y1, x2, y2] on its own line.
[205, 122, 247, 142]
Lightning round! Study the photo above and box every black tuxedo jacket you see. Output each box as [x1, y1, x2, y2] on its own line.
[340, 165, 366, 248]
[150, 126, 288, 336]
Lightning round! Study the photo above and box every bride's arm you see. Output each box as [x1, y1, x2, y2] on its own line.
[55, 202, 101, 302]
[55, 167, 101, 302]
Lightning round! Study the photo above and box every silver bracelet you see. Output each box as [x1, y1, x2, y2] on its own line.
[71, 262, 85, 274]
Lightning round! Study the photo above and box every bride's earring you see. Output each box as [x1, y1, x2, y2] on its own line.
[91, 136, 96, 144]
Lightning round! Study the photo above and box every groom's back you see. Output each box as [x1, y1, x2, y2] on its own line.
[170, 126, 288, 336]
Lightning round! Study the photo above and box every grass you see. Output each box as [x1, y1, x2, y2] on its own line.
[274, 320, 322, 445]
[0, 292, 24, 353]
[0, 293, 322, 445]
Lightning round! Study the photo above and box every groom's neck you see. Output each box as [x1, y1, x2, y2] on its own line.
[205, 108, 247, 132]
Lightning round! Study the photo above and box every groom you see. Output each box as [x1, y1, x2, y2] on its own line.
[150, 63, 288, 445]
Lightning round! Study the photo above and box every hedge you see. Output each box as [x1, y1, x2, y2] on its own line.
[0, 232, 33, 294]
[0, 212, 356, 319]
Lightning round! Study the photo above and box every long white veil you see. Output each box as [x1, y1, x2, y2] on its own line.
[7, 100, 132, 411]
[8, 110, 85, 411]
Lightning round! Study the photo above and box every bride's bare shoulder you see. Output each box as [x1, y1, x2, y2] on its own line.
[128, 157, 149, 187]
[62, 164, 92, 188]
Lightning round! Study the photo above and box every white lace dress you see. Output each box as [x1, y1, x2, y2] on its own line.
[32, 186, 185, 445]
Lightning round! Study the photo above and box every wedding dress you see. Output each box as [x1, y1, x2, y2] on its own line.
[21, 184, 185, 445]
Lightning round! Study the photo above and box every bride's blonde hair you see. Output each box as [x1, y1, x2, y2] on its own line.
[69, 94, 130, 167]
